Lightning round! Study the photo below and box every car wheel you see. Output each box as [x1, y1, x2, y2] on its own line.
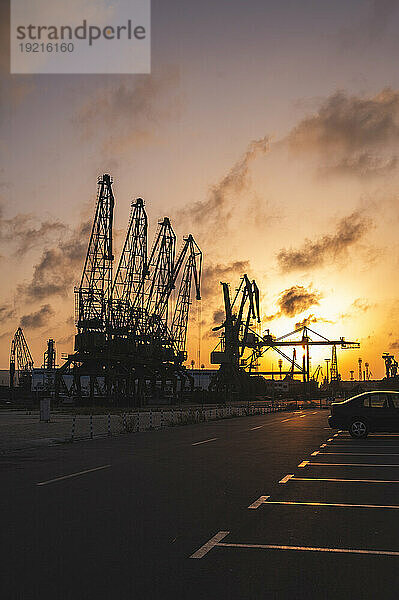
[349, 418, 369, 439]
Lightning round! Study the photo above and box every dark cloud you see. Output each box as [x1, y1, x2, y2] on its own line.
[20, 304, 54, 329]
[18, 220, 91, 300]
[287, 89, 399, 177]
[74, 68, 181, 149]
[319, 153, 398, 178]
[0, 304, 14, 324]
[277, 210, 371, 273]
[294, 313, 334, 329]
[0, 205, 66, 256]
[176, 137, 269, 238]
[278, 286, 322, 318]
[294, 314, 319, 329]
[266, 286, 322, 322]
[212, 309, 225, 325]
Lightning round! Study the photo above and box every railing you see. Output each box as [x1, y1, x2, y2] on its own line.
[67, 403, 292, 441]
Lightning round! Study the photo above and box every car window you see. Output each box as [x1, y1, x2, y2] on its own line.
[370, 394, 388, 408]
[390, 395, 399, 409]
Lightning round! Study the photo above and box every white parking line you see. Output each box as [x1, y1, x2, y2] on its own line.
[304, 462, 399, 467]
[192, 438, 218, 446]
[279, 474, 294, 484]
[263, 499, 399, 509]
[291, 477, 399, 484]
[36, 465, 111, 486]
[216, 542, 399, 557]
[319, 453, 399, 456]
[189, 531, 230, 558]
[311, 451, 319, 456]
[248, 495, 270, 509]
[249, 425, 264, 431]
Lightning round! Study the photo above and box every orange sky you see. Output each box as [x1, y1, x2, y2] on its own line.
[2, 1, 399, 380]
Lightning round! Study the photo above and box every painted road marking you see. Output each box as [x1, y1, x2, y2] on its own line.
[250, 425, 265, 431]
[304, 462, 399, 467]
[320, 444, 327, 448]
[189, 531, 230, 559]
[279, 474, 294, 484]
[248, 495, 270, 509]
[291, 477, 399, 484]
[192, 438, 218, 446]
[36, 465, 111, 486]
[319, 452, 399, 456]
[281, 418, 291, 422]
[327, 438, 334, 441]
[299, 415, 306, 418]
[263, 499, 399, 509]
[216, 542, 399, 557]
[311, 451, 319, 456]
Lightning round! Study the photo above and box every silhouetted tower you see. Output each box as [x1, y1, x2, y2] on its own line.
[365, 362, 369, 380]
[324, 358, 331, 384]
[10, 328, 34, 389]
[349, 370, 354, 381]
[278, 359, 283, 380]
[141, 217, 176, 337]
[330, 345, 339, 381]
[170, 238, 202, 359]
[43, 339, 56, 370]
[358, 358, 362, 381]
[111, 197, 147, 334]
[75, 174, 115, 338]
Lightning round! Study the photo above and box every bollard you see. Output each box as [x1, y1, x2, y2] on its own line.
[71, 415, 76, 441]
[108, 414, 111, 436]
[90, 415, 94, 439]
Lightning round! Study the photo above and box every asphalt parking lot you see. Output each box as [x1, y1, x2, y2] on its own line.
[2, 410, 399, 599]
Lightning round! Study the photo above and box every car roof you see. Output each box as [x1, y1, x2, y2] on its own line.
[349, 391, 399, 400]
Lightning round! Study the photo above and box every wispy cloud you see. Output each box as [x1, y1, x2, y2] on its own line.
[277, 210, 371, 273]
[20, 304, 54, 329]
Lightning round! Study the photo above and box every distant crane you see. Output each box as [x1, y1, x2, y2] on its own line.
[210, 274, 260, 395]
[10, 328, 34, 390]
[311, 365, 323, 383]
[382, 353, 398, 379]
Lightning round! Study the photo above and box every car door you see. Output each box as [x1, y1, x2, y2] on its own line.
[365, 393, 390, 431]
[387, 393, 399, 431]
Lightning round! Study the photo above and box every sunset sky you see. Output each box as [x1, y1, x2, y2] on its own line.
[2, 0, 399, 379]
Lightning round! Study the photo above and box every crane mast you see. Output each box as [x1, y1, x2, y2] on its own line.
[75, 173, 114, 339]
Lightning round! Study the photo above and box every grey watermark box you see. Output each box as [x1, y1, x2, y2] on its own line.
[10, 0, 151, 74]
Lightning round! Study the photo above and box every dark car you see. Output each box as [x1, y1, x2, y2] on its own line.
[328, 391, 399, 438]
